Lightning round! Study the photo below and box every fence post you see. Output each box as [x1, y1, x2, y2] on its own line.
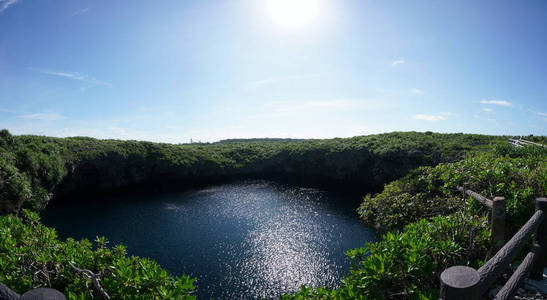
[20, 288, 66, 300]
[439, 266, 480, 300]
[531, 197, 547, 280]
[491, 197, 506, 253]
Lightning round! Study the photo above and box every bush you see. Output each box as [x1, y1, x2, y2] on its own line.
[0, 210, 196, 299]
[282, 214, 490, 299]
[0, 132, 67, 213]
[359, 147, 547, 236]
[0, 153, 33, 214]
[357, 167, 463, 232]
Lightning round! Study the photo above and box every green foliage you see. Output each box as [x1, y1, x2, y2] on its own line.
[0, 153, 32, 214]
[282, 214, 490, 299]
[359, 146, 546, 236]
[0, 129, 536, 299]
[0, 131, 67, 213]
[0, 210, 196, 299]
[357, 169, 463, 231]
[0, 130, 505, 214]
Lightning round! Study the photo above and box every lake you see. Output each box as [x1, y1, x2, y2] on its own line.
[42, 180, 375, 299]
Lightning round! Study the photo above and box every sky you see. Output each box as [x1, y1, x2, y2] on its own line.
[1, 0, 546, 143]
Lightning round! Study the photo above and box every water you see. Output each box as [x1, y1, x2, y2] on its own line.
[42, 180, 375, 299]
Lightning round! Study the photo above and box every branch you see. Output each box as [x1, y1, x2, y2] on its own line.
[70, 263, 110, 299]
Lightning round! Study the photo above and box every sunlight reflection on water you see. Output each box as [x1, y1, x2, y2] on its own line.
[42, 180, 375, 299]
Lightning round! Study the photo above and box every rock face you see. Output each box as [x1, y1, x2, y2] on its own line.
[53, 146, 431, 201]
[1, 131, 501, 212]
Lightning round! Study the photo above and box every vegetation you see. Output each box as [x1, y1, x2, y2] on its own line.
[1, 130, 504, 214]
[281, 142, 545, 299]
[358, 143, 547, 236]
[0, 209, 196, 299]
[0, 130, 66, 214]
[282, 214, 490, 299]
[2, 128, 543, 299]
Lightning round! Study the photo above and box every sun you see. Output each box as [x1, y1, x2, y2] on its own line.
[266, 0, 321, 29]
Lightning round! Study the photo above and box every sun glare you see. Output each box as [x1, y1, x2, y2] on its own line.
[266, 0, 321, 29]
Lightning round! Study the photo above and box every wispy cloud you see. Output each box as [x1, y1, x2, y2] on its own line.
[72, 8, 89, 16]
[38, 69, 112, 88]
[482, 108, 493, 113]
[480, 99, 512, 107]
[413, 114, 445, 121]
[392, 59, 405, 66]
[533, 111, 547, 117]
[0, 108, 16, 113]
[42, 71, 88, 80]
[18, 113, 67, 121]
[0, 0, 19, 12]
[411, 88, 423, 94]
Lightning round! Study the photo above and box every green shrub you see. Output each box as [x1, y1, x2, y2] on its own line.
[0, 154, 32, 214]
[0, 210, 196, 299]
[0, 132, 67, 213]
[282, 214, 490, 299]
[359, 148, 546, 236]
[357, 167, 463, 231]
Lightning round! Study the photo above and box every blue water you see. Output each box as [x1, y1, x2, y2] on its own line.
[42, 180, 375, 299]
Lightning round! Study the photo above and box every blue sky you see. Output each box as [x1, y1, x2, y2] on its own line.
[1, 0, 546, 142]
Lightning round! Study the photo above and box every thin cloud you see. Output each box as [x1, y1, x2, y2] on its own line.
[482, 108, 493, 113]
[72, 8, 89, 16]
[392, 59, 405, 66]
[18, 113, 67, 121]
[39, 69, 112, 88]
[0, 0, 19, 12]
[0, 108, 16, 113]
[480, 99, 512, 107]
[534, 111, 547, 117]
[411, 88, 423, 94]
[42, 70, 88, 80]
[413, 114, 445, 121]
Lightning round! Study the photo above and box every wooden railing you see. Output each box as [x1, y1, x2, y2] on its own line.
[509, 137, 546, 148]
[457, 185, 506, 253]
[439, 197, 547, 300]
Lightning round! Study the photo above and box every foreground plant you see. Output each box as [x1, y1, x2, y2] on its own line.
[359, 144, 547, 236]
[0, 210, 196, 299]
[282, 214, 490, 299]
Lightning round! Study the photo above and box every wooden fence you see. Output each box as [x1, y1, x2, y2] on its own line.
[439, 197, 547, 300]
[509, 137, 546, 148]
[457, 185, 506, 253]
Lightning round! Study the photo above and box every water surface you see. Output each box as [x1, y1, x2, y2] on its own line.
[42, 180, 375, 299]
